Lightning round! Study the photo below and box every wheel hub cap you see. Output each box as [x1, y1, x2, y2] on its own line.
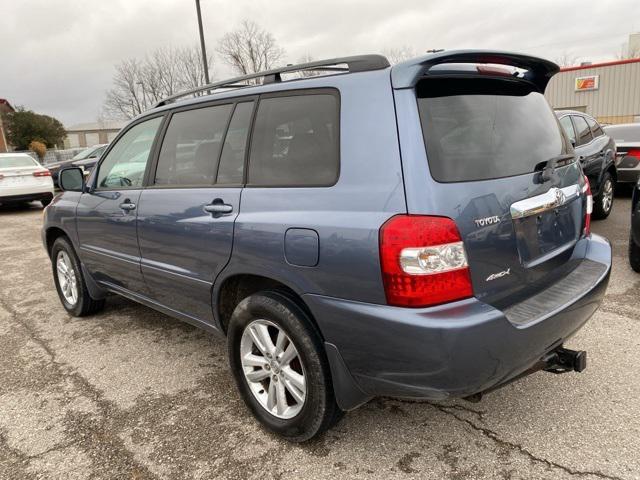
[240, 319, 307, 419]
[56, 251, 78, 306]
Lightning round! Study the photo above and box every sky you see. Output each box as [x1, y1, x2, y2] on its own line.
[1, 0, 639, 126]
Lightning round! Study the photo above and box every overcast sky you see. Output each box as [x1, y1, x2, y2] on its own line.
[1, 0, 639, 126]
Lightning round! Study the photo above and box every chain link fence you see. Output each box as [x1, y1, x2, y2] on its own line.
[18, 148, 85, 165]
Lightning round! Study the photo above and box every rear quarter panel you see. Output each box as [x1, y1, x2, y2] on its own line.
[217, 70, 406, 315]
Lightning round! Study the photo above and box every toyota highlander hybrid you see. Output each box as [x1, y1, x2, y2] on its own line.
[43, 50, 611, 441]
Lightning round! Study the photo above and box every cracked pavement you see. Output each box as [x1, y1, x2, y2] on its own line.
[0, 192, 638, 480]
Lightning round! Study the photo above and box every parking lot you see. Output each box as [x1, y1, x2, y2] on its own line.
[0, 193, 637, 480]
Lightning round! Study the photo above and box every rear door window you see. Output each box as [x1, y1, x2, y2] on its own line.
[155, 104, 233, 186]
[559, 116, 577, 145]
[248, 92, 339, 186]
[417, 78, 570, 182]
[572, 116, 593, 146]
[216, 102, 254, 185]
[585, 116, 604, 137]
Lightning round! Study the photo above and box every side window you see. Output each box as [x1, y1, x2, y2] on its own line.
[586, 116, 604, 137]
[96, 117, 162, 189]
[248, 93, 339, 186]
[572, 116, 593, 146]
[559, 116, 576, 145]
[155, 104, 233, 186]
[216, 102, 254, 185]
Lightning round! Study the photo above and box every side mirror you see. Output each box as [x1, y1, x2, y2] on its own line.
[59, 167, 85, 192]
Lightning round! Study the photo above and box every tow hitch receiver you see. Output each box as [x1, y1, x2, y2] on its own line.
[463, 346, 588, 403]
[543, 347, 587, 374]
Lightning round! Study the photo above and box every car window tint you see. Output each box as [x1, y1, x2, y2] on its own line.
[416, 78, 569, 182]
[97, 117, 162, 189]
[573, 116, 593, 146]
[559, 116, 576, 144]
[586, 116, 604, 137]
[155, 104, 233, 186]
[248, 93, 339, 186]
[216, 102, 253, 185]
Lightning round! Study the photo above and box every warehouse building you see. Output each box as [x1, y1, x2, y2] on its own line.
[545, 57, 640, 125]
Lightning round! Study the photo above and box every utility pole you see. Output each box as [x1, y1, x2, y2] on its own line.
[195, 0, 210, 85]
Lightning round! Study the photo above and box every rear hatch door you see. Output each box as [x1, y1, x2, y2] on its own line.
[399, 67, 588, 309]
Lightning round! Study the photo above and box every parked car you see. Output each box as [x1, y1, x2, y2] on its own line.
[555, 110, 617, 219]
[43, 51, 611, 441]
[71, 144, 108, 176]
[603, 123, 640, 186]
[630, 180, 640, 272]
[48, 144, 107, 187]
[0, 152, 54, 206]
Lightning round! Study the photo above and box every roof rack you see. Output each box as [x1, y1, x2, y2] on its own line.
[154, 54, 390, 108]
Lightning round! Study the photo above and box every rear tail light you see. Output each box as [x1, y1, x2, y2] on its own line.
[379, 215, 473, 307]
[33, 170, 51, 177]
[627, 149, 640, 159]
[582, 176, 592, 236]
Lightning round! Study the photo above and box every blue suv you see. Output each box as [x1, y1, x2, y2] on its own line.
[44, 51, 611, 441]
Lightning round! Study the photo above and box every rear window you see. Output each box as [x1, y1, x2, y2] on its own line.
[248, 92, 339, 186]
[417, 78, 570, 182]
[0, 156, 37, 168]
[586, 117, 604, 137]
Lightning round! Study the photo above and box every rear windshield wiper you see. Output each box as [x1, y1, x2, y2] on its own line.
[535, 154, 576, 182]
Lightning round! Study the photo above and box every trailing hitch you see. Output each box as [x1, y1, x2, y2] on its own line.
[543, 346, 587, 374]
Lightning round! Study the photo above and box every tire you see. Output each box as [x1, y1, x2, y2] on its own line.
[51, 236, 105, 316]
[41, 195, 53, 207]
[630, 232, 640, 273]
[227, 290, 342, 442]
[593, 172, 614, 220]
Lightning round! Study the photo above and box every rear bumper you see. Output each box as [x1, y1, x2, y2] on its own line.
[305, 234, 611, 410]
[0, 189, 54, 204]
[617, 165, 640, 183]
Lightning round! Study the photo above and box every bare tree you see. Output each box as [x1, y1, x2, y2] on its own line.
[383, 46, 416, 65]
[554, 52, 578, 67]
[616, 41, 640, 59]
[217, 20, 285, 80]
[103, 46, 213, 119]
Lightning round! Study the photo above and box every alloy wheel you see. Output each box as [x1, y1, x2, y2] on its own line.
[240, 319, 307, 419]
[601, 178, 613, 213]
[56, 251, 78, 305]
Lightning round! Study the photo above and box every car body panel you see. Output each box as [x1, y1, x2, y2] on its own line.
[137, 187, 242, 323]
[605, 123, 640, 184]
[555, 110, 616, 195]
[632, 181, 640, 246]
[0, 154, 54, 202]
[42, 51, 612, 409]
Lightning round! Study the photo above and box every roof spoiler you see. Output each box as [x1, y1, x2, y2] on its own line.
[391, 50, 559, 92]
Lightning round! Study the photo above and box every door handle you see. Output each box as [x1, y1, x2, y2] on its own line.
[204, 201, 233, 215]
[119, 201, 136, 211]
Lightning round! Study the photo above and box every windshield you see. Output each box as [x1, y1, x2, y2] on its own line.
[0, 156, 38, 168]
[72, 146, 97, 160]
[417, 77, 571, 182]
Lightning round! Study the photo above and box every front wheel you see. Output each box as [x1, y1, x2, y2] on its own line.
[630, 232, 640, 272]
[593, 172, 614, 219]
[227, 291, 342, 442]
[51, 237, 105, 316]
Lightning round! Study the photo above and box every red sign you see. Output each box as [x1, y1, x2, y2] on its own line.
[575, 75, 599, 91]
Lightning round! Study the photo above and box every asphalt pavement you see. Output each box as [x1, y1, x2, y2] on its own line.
[0, 192, 638, 480]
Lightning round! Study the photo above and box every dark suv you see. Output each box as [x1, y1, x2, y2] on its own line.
[43, 51, 611, 441]
[555, 110, 616, 219]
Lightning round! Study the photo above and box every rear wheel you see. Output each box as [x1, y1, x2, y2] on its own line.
[41, 195, 53, 207]
[51, 237, 105, 316]
[227, 291, 341, 442]
[630, 232, 640, 272]
[593, 172, 614, 219]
